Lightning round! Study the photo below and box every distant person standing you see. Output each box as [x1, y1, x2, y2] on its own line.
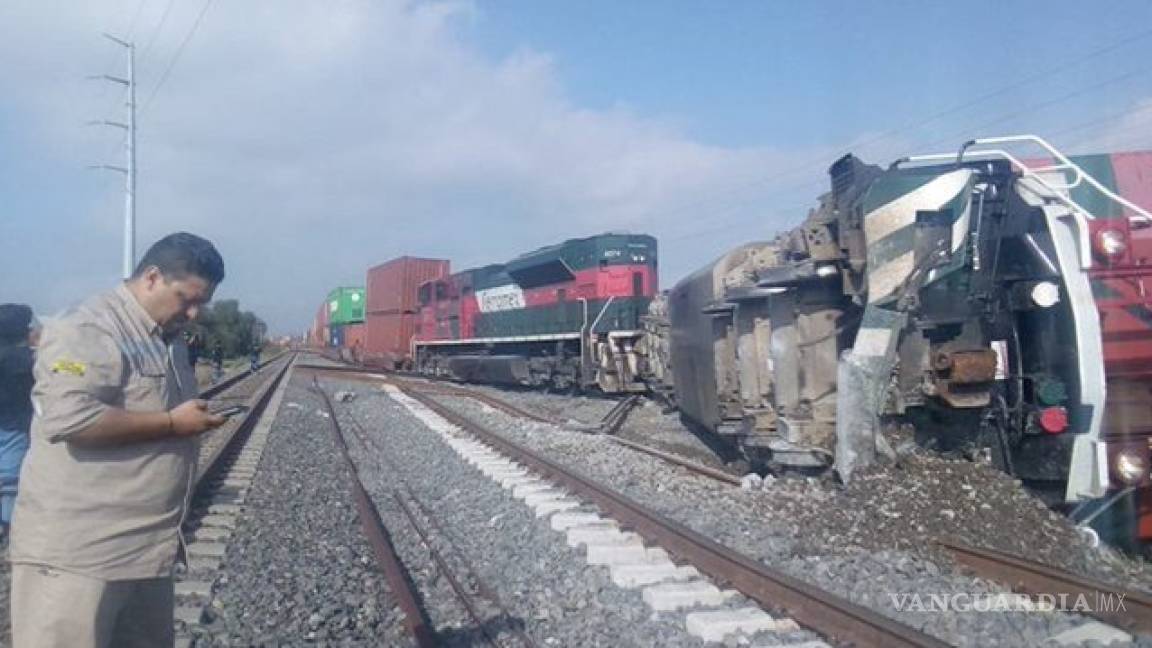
[185, 330, 204, 370]
[0, 304, 36, 538]
[249, 340, 261, 373]
[211, 340, 224, 383]
[9, 233, 228, 647]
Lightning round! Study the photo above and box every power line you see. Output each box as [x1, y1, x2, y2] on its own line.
[631, 42, 1152, 241]
[622, 26, 1152, 232]
[141, 0, 216, 116]
[1067, 106, 1152, 151]
[139, 0, 177, 63]
[903, 67, 1151, 157]
[94, 0, 212, 161]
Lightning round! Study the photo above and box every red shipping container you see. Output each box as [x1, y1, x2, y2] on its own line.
[367, 257, 450, 314]
[312, 302, 329, 347]
[364, 312, 417, 368]
[343, 322, 366, 350]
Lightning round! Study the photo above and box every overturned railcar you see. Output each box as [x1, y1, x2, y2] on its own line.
[659, 137, 1152, 528]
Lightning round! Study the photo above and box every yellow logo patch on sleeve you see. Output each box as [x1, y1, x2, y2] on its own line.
[50, 360, 87, 377]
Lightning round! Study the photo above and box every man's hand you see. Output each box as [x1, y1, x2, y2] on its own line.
[169, 399, 227, 437]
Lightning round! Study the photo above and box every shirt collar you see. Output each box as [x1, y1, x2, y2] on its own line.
[115, 283, 164, 338]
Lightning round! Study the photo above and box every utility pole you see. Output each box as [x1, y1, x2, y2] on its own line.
[89, 33, 136, 279]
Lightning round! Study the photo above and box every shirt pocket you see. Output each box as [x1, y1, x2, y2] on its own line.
[125, 357, 170, 412]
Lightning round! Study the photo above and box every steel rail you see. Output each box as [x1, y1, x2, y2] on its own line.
[600, 395, 640, 435]
[605, 436, 744, 486]
[200, 350, 289, 399]
[398, 385, 948, 648]
[338, 412, 541, 645]
[313, 377, 438, 647]
[340, 413, 513, 647]
[401, 383, 559, 426]
[405, 379, 741, 487]
[299, 365, 747, 488]
[295, 364, 562, 424]
[939, 540, 1152, 635]
[196, 353, 295, 485]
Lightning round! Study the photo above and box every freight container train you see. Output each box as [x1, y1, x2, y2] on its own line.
[413, 233, 657, 393]
[649, 135, 1152, 545]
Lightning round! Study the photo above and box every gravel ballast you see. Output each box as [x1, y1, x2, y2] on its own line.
[328, 377, 794, 647]
[191, 374, 413, 646]
[426, 389, 1152, 648]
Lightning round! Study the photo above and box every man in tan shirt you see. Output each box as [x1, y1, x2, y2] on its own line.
[10, 233, 229, 647]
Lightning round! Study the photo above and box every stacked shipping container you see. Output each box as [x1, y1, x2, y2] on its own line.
[311, 302, 329, 348]
[367, 257, 450, 313]
[364, 257, 449, 367]
[329, 322, 367, 349]
[327, 287, 366, 325]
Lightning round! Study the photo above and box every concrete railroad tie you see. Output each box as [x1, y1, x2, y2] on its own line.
[642, 580, 736, 611]
[685, 607, 801, 642]
[388, 390, 827, 646]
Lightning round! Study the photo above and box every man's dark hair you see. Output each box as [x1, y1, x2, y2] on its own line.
[133, 232, 225, 285]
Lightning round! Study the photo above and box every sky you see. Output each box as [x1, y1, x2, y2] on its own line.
[1, 0, 1151, 334]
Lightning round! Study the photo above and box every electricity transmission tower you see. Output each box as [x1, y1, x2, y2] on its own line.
[89, 33, 137, 279]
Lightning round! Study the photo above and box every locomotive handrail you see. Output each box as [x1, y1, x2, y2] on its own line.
[908, 148, 1093, 269]
[903, 135, 1152, 271]
[907, 134, 1152, 226]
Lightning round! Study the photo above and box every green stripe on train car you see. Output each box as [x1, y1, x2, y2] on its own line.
[506, 233, 657, 277]
[472, 297, 652, 339]
[1068, 154, 1122, 218]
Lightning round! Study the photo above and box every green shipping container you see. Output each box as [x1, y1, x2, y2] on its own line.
[327, 287, 365, 325]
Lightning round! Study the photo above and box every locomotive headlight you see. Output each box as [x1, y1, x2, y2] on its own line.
[1093, 229, 1128, 260]
[1114, 449, 1149, 486]
[1029, 281, 1060, 308]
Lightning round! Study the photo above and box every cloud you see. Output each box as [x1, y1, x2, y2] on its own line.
[1064, 97, 1152, 153]
[1, 0, 841, 332]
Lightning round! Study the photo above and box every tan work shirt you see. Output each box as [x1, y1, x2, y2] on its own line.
[9, 284, 199, 580]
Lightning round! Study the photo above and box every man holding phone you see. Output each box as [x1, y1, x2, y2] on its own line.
[9, 233, 229, 647]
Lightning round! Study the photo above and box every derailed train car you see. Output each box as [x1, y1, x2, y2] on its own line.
[656, 136, 1152, 539]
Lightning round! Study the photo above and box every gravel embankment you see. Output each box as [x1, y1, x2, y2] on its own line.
[430, 391, 1152, 648]
[465, 384, 735, 469]
[459, 385, 1152, 589]
[328, 378, 792, 647]
[190, 374, 413, 646]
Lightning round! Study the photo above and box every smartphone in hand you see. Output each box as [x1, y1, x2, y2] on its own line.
[210, 405, 250, 418]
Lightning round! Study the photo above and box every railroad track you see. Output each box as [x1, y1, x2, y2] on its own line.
[940, 540, 1152, 636]
[302, 364, 1152, 646]
[377, 378, 945, 648]
[296, 362, 742, 487]
[313, 377, 537, 648]
[173, 353, 296, 637]
[195, 353, 295, 482]
[311, 377, 437, 646]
